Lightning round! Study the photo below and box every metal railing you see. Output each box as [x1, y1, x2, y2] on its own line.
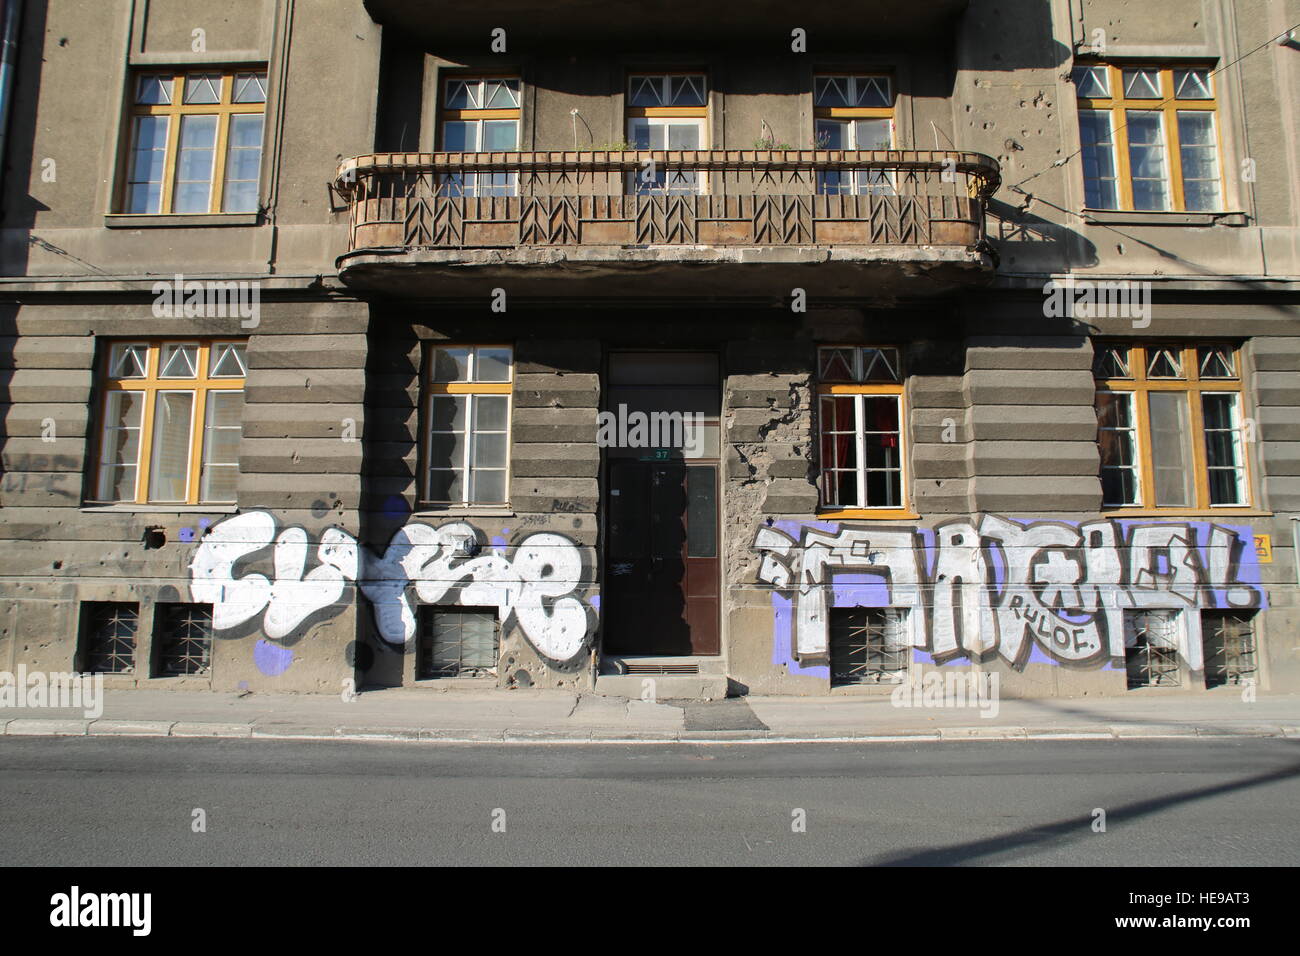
[333, 149, 1001, 252]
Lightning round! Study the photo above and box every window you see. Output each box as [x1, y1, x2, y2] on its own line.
[813, 74, 894, 195]
[830, 607, 910, 686]
[1094, 343, 1250, 510]
[1201, 610, 1257, 689]
[153, 603, 214, 676]
[626, 73, 708, 194]
[1124, 609, 1183, 688]
[817, 346, 908, 515]
[121, 70, 267, 214]
[79, 602, 139, 674]
[418, 608, 499, 678]
[1072, 63, 1223, 211]
[439, 76, 520, 197]
[92, 340, 247, 505]
[424, 345, 512, 506]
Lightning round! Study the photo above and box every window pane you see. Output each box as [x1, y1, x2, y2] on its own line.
[1093, 345, 1130, 378]
[628, 76, 663, 107]
[1174, 68, 1212, 99]
[232, 72, 268, 104]
[1072, 66, 1110, 98]
[97, 391, 143, 501]
[1097, 392, 1139, 506]
[441, 121, 477, 152]
[136, 74, 173, 105]
[819, 394, 858, 508]
[1148, 391, 1192, 507]
[1197, 346, 1235, 379]
[148, 391, 195, 502]
[201, 390, 242, 502]
[1126, 111, 1170, 211]
[1078, 110, 1119, 209]
[481, 119, 518, 151]
[183, 74, 222, 105]
[484, 79, 520, 109]
[669, 75, 706, 106]
[853, 118, 892, 150]
[427, 469, 465, 502]
[429, 394, 468, 432]
[127, 116, 169, 214]
[430, 347, 471, 382]
[223, 113, 264, 213]
[472, 431, 508, 469]
[1147, 347, 1183, 378]
[1123, 68, 1162, 98]
[474, 394, 509, 431]
[863, 396, 902, 508]
[445, 79, 479, 109]
[862, 347, 901, 383]
[1202, 393, 1245, 505]
[814, 76, 849, 108]
[159, 343, 198, 378]
[686, 466, 717, 558]
[209, 342, 249, 378]
[110, 342, 150, 379]
[1177, 111, 1221, 212]
[854, 76, 891, 108]
[428, 432, 468, 468]
[469, 469, 507, 504]
[474, 347, 512, 382]
[819, 347, 855, 382]
[174, 114, 218, 214]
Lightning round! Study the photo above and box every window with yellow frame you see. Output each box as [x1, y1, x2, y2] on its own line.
[424, 345, 513, 506]
[1072, 62, 1224, 212]
[92, 340, 247, 505]
[813, 74, 894, 195]
[816, 346, 910, 517]
[626, 72, 708, 194]
[120, 69, 267, 215]
[438, 76, 521, 197]
[1094, 342, 1251, 511]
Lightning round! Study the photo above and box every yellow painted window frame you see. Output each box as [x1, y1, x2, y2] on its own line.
[1075, 62, 1224, 212]
[438, 75, 522, 149]
[1094, 342, 1255, 514]
[816, 345, 915, 520]
[422, 344, 514, 507]
[91, 338, 246, 505]
[118, 70, 266, 215]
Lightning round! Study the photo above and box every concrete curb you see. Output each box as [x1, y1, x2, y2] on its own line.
[1, 719, 1292, 745]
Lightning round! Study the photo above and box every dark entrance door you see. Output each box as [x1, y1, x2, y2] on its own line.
[603, 352, 720, 656]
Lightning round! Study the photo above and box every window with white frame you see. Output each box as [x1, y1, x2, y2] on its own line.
[817, 346, 907, 513]
[626, 73, 708, 194]
[424, 345, 513, 506]
[439, 77, 521, 197]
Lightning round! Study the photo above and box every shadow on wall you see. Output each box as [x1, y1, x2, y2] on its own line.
[1, 0, 49, 280]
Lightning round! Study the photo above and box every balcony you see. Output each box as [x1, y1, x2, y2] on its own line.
[332, 150, 1001, 299]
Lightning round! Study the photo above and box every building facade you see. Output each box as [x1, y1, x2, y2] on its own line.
[1, 0, 1298, 699]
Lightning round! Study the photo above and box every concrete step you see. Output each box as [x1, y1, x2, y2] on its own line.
[594, 674, 729, 701]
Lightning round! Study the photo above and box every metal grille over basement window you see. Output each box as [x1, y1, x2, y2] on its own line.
[154, 603, 213, 676]
[829, 607, 910, 686]
[417, 608, 499, 679]
[80, 602, 139, 674]
[1201, 611, 1257, 689]
[1124, 609, 1182, 688]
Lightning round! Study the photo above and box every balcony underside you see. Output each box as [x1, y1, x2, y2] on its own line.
[335, 243, 995, 300]
[362, 0, 969, 51]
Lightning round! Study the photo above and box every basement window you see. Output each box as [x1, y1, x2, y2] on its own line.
[1201, 610, 1257, 689]
[417, 607, 499, 679]
[1124, 608, 1182, 688]
[79, 601, 139, 674]
[153, 603, 214, 676]
[829, 607, 910, 686]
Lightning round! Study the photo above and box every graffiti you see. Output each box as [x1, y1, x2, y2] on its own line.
[188, 512, 593, 665]
[753, 515, 1266, 672]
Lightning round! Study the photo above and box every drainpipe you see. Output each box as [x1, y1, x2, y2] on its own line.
[0, 0, 23, 206]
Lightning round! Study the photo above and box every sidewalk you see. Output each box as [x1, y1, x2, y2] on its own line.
[1, 687, 1298, 744]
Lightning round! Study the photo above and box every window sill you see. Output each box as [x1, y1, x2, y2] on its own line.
[104, 213, 262, 229]
[1099, 507, 1271, 518]
[80, 504, 240, 514]
[818, 509, 919, 521]
[412, 506, 515, 518]
[1081, 208, 1248, 227]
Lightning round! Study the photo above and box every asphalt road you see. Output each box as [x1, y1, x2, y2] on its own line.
[0, 736, 1296, 866]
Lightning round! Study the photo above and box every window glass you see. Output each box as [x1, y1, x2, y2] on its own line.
[1147, 391, 1192, 507]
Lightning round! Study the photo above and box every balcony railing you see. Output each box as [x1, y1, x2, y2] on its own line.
[333, 150, 1000, 253]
